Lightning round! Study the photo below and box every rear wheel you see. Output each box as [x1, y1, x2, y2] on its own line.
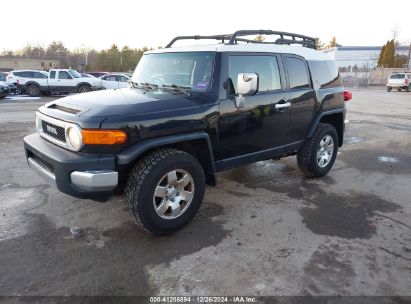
[27, 84, 40, 97]
[297, 123, 338, 178]
[125, 148, 206, 235]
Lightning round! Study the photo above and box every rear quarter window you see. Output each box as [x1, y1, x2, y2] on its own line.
[284, 57, 310, 89]
[15, 71, 33, 78]
[308, 60, 342, 89]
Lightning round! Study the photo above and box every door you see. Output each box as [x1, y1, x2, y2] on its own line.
[101, 75, 119, 89]
[218, 54, 291, 160]
[56, 71, 76, 92]
[283, 56, 316, 143]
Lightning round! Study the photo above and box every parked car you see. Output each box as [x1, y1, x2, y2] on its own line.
[80, 73, 96, 78]
[0, 80, 18, 95]
[0, 72, 8, 82]
[386, 73, 411, 92]
[10, 69, 103, 96]
[24, 30, 347, 235]
[100, 73, 131, 90]
[86, 72, 109, 78]
[0, 82, 10, 99]
[6, 70, 49, 92]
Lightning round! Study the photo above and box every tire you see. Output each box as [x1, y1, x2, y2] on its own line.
[78, 85, 90, 93]
[387, 87, 392, 92]
[297, 123, 339, 178]
[406, 86, 410, 92]
[125, 148, 206, 235]
[27, 84, 40, 97]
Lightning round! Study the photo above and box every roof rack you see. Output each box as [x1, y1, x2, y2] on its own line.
[165, 34, 233, 48]
[165, 30, 317, 50]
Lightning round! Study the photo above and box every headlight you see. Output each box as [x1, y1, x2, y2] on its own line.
[67, 126, 83, 151]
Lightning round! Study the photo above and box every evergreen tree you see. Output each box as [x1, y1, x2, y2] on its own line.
[377, 44, 386, 67]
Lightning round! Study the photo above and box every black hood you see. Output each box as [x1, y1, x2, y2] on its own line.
[43, 88, 212, 117]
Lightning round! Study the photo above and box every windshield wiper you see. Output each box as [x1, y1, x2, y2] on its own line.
[161, 84, 191, 96]
[131, 81, 158, 91]
[142, 82, 159, 90]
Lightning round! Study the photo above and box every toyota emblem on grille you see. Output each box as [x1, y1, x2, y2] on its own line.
[46, 125, 58, 135]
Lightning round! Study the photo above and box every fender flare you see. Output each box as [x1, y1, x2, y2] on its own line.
[307, 108, 344, 138]
[76, 82, 91, 89]
[116, 132, 217, 184]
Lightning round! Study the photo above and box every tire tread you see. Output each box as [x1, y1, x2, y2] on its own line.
[125, 148, 193, 234]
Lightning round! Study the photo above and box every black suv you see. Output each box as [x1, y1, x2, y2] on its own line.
[24, 30, 347, 235]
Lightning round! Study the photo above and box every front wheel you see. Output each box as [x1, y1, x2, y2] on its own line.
[78, 85, 90, 93]
[297, 123, 338, 178]
[125, 148, 206, 235]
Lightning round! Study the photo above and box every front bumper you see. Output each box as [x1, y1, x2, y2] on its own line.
[24, 133, 117, 200]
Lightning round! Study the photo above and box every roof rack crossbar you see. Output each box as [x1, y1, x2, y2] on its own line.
[165, 34, 232, 48]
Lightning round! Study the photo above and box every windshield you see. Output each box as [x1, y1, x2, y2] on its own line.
[132, 52, 215, 92]
[390, 74, 405, 79]
[68, 70, 81, 78]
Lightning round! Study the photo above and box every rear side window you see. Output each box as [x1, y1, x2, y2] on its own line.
[284, 57, 310, 89]
[390, 74, 405, 79]
[228, 55, 282, 93]
[118, 75, 129, 82]
[308, 60, 342, 89]
[49, 71, 56, 79]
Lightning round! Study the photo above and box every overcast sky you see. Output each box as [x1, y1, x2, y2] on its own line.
[2, 0, 411, 51]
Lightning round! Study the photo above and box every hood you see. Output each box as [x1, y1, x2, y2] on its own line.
[42, 87, 214, 118]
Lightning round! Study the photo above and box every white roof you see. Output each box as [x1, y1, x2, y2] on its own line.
[146, 43, 331, 61]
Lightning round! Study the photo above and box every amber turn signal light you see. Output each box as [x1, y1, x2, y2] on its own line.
[81, 129, 127, 145]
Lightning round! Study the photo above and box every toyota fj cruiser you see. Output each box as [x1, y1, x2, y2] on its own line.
[24, 30, 348, 235]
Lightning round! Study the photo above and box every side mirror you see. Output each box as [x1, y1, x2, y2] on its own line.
[235, 73, 258, 108]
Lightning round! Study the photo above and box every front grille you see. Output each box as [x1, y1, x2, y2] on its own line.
[41, 120, 66, 142]
[28, 151, 55, 174]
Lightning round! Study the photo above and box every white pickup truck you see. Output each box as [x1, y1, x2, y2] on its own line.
[16, 69, 103, 96]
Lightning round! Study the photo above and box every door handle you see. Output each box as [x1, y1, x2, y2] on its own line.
[275, 102, 291, 110]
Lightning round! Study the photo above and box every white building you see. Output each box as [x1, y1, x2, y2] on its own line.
[324, 46, 411, 70]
